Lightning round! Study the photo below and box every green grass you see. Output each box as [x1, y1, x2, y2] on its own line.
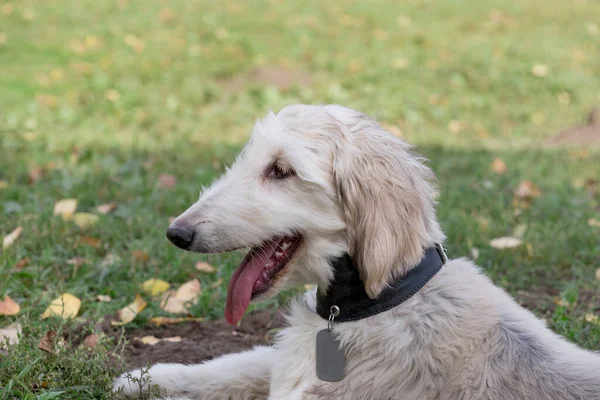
[1, 0, 600, 397]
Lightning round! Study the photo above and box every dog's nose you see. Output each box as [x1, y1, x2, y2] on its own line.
[166, 225, 194, 250]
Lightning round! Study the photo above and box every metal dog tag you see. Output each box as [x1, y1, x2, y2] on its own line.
[316, 329, 346, 382]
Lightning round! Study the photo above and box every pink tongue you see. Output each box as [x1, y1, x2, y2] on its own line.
[225, 243, 276, 325]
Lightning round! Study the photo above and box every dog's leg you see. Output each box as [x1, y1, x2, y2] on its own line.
[113, 345, 274, 400]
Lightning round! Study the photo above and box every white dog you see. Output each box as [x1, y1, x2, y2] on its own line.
[114, 105, 600, 400]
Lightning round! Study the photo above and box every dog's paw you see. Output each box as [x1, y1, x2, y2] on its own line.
[112, 369, 151, 397]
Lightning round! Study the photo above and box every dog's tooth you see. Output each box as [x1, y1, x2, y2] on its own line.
[275, 251, 284, 258]
[281, 243, 290, 250]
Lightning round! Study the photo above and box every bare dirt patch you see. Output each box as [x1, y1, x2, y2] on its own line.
[545, 108, 600, 147]
[114, 309, 285, 369]
[220, 66, 312, 92]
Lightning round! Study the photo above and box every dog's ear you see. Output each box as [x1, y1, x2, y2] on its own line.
[333, 118, 441, 298]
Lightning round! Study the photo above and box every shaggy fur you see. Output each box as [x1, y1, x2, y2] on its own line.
[114, 105, 600, 400]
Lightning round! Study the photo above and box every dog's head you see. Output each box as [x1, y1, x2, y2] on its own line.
[168, 105, 443, 324]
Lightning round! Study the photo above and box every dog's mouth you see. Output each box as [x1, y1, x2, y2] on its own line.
[225, 235, 302, 325]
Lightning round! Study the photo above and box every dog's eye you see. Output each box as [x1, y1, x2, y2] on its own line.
[266, 162, 294, 180]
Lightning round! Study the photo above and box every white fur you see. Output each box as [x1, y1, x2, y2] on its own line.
[114, 105, 600, 400]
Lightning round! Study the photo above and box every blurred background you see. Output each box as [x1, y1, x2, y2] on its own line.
[1, 0, 599, 397]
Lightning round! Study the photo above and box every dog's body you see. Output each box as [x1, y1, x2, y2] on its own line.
[114, 105, 600, 399]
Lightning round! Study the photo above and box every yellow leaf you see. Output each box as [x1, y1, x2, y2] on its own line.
[96, 295, 112, 302]
[3, 226, 22, 249]
[585, 313, 600, 325]
[595, 268, 600, 281]
[138, 335, 161, 345]
[0, 295, 20, 316]
[0, 323, 21, 347]
[142, 278, 170, 296]
[588, 218, 600, 228]
[73, 213, 99, 229]
[41, 293, 81, 320]
[150, 316, 204, 326]
[195, 261, 215, 273]
[175, 279, 201, 301]
[490, 237, 523, 249]
[111, 295, 147, 326]
[160, 279, 201, 314]
[53, 199, 78, 217]
[163, 336, 182, 342]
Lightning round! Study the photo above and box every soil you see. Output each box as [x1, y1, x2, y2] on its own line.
[113, 309, 286, 369]
[545, 108, 600, 147]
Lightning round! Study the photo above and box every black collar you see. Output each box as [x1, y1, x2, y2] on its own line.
[316, 245, 447, 322]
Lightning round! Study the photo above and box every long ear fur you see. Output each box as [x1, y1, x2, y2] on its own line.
[332, 112, 443, 298]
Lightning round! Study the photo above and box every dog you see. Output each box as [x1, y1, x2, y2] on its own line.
[114, 105, 600, 400]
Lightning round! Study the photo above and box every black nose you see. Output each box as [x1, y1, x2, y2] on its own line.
[166, 226, 194, 250]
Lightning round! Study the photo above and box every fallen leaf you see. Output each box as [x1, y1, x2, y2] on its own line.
[595, 268, 600, 281]
[37, 330, 57, 353]
[160, 279, 201, 314]
[490, 237, 523, 249]
[470, 247, 480, 260]
[53, 199, 78, 217]
[66, 257, 88, 267]
[41, 293, 81, 320]
[100, 253, 118, 267]
[142, 278, 170, 296]
[96, 294, 112, 302]
[79, 236, 101, 248]
[82, 333, 99, 349]
[139, 335, 161, 345]
[96, 202, 117, 214]
[210, 279, 223, 289]
[195, 261, 215, 273]
[555, 298, 570, 308]
[532, 64, 550, 77]
[0, 180, 8, 189]
[3, 226, 23, 249]
[149, 316, 204, 326]
[73, 213, 99, 229]
[515, 181, 541, 199]
[0, 323, 21, 347]
[111, 295, 147, 326]
[585, 313, 600, 325]
[0, 295, 20, 316]
[157, 173, 177, 189]
[512, 224, 528, 239]
[14, 257, 29, 269]
[490, 158, 507, 174]
[163, 336, 182, 343]
[28, 165, 44, 183]
[588, 218, 600, 228]
[132, 250, 150, 262]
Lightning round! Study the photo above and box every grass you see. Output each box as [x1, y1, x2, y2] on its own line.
[1, 0, 599, 397]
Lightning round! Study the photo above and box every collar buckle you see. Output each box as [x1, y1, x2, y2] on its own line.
[435, 243, 448, 264]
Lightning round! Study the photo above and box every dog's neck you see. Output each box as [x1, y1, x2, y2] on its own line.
[316, 245, 447, 322]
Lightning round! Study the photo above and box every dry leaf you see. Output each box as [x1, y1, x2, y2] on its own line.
[595, 268, 600, 281]
[139, 335, 161, 345]
[149, 316, 204, 326]
[0, 180, 8, 189]
[37, 330, 57, 353]
[0, 295, 20, 316]
[28, 166, 44, 183]
[0, 323, 21, 347]
[132, 250, 150, 262]
[111, 295, 147, 326]
[532, 64, 550, 77]
[82, 333, 99, 349]
[588, 218, 600, 228]
[3, 226, 22, 249]
[210, 279, 223, 289]
[470, 247, 480, 260]
[41, 293, 81, 320]
[585, 314, 600, 325]
[96, 294, 112, 302]
[14, 257, 29, 269]
[157, 173, 177, 189]
[490, 237, 523, 249]
[73, 213, 99, 229]
[142, 278, 170, 296]
[66, 257, 88, 267]
[490, 158, 507, 174]
[515, 181, 541, 199]
[160, 279, 201, 314]
[96, 202, 117, 214]
[195, 261, 215, 273]
[512, 224, 528, 239]
[79, 236, 101, 248]
[100, 253, 118, 267]
[53, 199, 78, 217]
[163, 336, 182, 343]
